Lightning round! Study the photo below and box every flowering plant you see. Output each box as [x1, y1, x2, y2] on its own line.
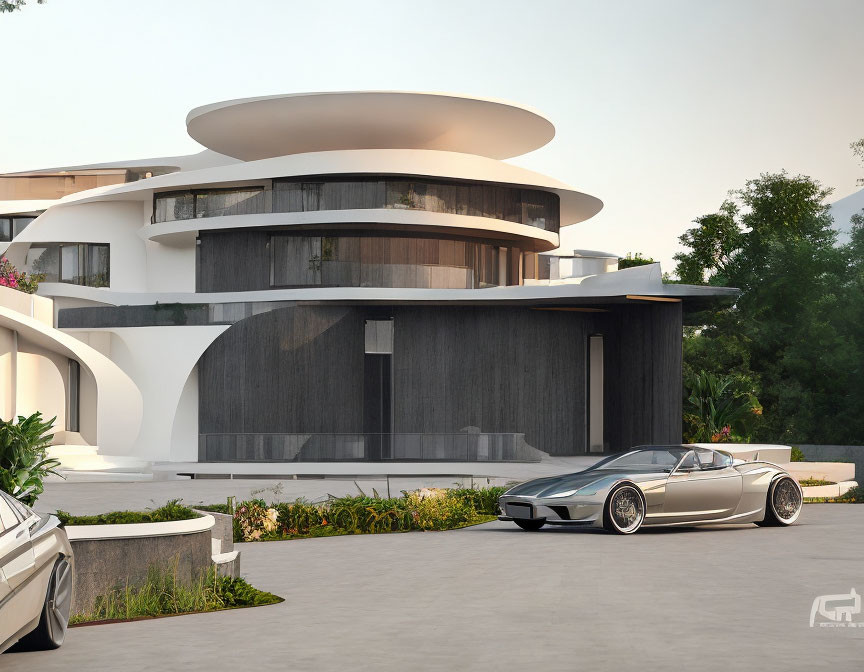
[0, 256, 43, 294]
[233, 499, 281, 541]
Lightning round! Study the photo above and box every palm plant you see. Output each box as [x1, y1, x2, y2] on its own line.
[683, 371, 762, 443]
[0, 412, 61, 505]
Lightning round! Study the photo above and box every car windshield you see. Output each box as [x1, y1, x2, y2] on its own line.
[588, 447, 690, 472]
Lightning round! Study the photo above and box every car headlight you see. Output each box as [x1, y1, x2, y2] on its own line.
[545, 489, 579, 498]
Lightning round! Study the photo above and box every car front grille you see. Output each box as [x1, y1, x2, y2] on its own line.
[506, 503, 533, 519]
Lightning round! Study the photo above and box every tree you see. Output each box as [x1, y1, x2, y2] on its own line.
[0, 0, 43, 12]
[675, 171, 861, 444]
[852, 137, 864, 186]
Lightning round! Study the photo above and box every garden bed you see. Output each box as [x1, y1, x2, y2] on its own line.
[70, 567, 282, 625]
[220, 486, 505, 543]
[62, 502, 216, 613]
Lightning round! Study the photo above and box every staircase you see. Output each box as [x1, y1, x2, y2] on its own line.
[46, 445, 154, 482]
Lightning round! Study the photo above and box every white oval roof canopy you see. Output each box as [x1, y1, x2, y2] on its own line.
[186, 91, 556, 161]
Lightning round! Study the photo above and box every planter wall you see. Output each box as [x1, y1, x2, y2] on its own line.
[66, 515, 215, 613]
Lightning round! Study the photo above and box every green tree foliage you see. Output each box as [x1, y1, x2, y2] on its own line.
[0, 0, 43, 12]
[852, 137, 864, 186]
[682, 370, 762, 443]
[675, 171, 864, 445]
[618, 252, 656, 269]
[0, 412, 61, 505]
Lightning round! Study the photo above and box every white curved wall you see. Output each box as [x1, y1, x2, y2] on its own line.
[0, 298, 143, 454]
[94, 326, 228, 461]
[6, 200, 149, 292]
[143, 208, 560, 251]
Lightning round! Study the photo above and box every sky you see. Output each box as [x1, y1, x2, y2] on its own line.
[1, 0, 861, 270]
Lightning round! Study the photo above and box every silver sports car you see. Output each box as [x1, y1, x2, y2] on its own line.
[498, 445, 803, 534]
[0, 491, 73, 653]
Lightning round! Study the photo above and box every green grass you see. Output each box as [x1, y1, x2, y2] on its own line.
[798, 478, 835, 487]
[70, 567, 282, 625]
[57, 499, 198, 526]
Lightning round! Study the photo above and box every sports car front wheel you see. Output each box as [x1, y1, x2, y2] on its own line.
[603, 484, 645, 534]
[757, 476, 802, 526]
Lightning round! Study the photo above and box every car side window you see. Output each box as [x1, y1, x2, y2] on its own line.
[695, 448, 732, 470]
[676, 451, 697, 471]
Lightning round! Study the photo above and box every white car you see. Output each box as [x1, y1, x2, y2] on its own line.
[0, 491, 73, 653]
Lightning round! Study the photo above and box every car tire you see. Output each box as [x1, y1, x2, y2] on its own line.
[514, 519, 545, 531]
[756, 476, 802, 527]
[16, 556, 73, 651]
[603, 483, 645, 534]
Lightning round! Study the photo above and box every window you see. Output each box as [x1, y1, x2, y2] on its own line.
[156, 177, 560, 232]
[268, 234, 513, 290]
[695, 448, 732, 469]
[0, 216, 35, 242]
[12, 217, 35, 237]
[195, 189, 264, 218]
[154, 188, 264, 223]
[23, 243, 109, 287]
[67, 360, 80, 433]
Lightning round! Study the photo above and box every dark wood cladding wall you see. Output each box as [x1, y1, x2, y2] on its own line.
[198, 306, 365, 437]
[197, 230, 270, 293]
[391, 306, 591, 455]
[601, 302, 683, 451]
[196, 301, 683, 458]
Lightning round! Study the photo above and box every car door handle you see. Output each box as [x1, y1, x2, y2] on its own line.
[15, 529, 25, 539]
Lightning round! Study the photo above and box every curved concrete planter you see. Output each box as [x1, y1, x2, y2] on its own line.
[802, 481, 858, 498]
[67, 515, 215, 613]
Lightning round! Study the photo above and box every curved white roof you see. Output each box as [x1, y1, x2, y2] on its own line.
[186, 91, 556, 161]
[54, 148, 603, 227]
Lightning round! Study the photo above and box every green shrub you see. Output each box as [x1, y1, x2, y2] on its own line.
[70, 566, 282, 624]
[57, 499, 198, 526]
[233, 486, 506, 542]
[0, 412, 60, 505]
[838, 485, 864, 503]
[790, 446, 806, 462]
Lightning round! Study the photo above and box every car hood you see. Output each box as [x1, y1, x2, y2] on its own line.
[504, 468, 667, 498]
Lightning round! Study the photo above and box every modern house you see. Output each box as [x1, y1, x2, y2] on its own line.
[0, 91, 734, 469]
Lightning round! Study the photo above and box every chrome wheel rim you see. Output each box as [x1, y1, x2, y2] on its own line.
[610, 486, 644, 532]
[772, 478, 802, 522]
[46, 558, 72, 645]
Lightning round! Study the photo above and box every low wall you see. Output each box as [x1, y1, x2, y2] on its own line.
[798, 445, 864, 486]
[67, 515, 215, 613]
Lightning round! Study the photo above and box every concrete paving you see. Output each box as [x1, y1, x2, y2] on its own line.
[4, 504, 863, 671]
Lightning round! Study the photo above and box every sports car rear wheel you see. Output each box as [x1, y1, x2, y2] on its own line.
[17, 556, 72, 650]
[514, 518, 545, 531]
[757, 476, 802, 526]
[603, 484, 645, 534]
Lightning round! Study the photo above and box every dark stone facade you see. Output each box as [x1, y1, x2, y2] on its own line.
[197, 302, 683, 458]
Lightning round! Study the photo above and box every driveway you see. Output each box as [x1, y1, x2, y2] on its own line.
[5, 505, 863, 671]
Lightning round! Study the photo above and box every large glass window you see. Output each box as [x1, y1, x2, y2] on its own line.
[154, 188, 264, 223]
[195, 189, 265, 219]
[0, 216, 37, 242]
[269, 234, 513, 289]
[272, 178, 559, 232]
[154, 177, 559, 232]
[23, 243, 110, 287]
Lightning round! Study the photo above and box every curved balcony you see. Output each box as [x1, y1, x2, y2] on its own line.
[152, 176, 559, 231]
